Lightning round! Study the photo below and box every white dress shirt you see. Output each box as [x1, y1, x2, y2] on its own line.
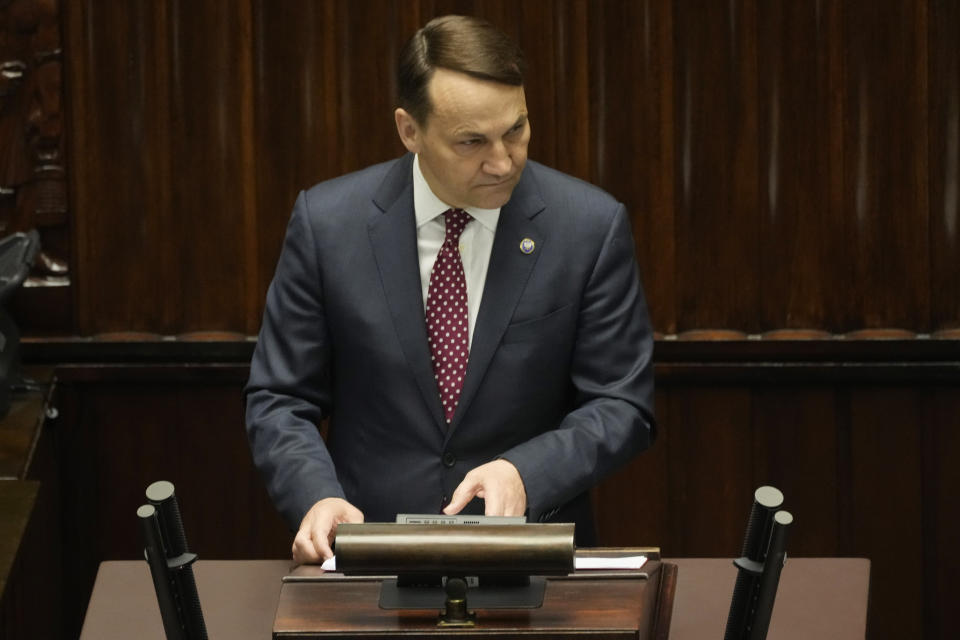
[413, 154, 500, 347]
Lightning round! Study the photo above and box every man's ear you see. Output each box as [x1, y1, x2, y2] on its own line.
[395, 108, 421, 153]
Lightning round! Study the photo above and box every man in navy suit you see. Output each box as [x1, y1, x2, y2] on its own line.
[245, 15, 656, 564]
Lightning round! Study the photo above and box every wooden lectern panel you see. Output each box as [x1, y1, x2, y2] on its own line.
[274, 560, 676, 639]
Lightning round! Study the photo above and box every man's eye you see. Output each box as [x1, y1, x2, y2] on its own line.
[461, 139, 480, 146]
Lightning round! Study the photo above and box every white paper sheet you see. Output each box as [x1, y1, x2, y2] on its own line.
[574, 555, 647, 570]
[318, 554, 647, 572]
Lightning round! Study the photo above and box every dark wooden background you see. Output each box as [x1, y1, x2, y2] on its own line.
[43, 0, 959, 337]
[1, 1, 958, 639]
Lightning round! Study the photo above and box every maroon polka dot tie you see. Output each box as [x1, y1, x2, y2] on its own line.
[426, 209, 472, 424]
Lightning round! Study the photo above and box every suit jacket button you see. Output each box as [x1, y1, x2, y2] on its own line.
[442, 452, 456, 468]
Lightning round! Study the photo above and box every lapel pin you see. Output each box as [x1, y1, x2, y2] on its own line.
[519, 238, 536, 254]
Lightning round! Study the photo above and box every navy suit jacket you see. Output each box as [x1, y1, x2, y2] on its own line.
[245, 154, 655, 544]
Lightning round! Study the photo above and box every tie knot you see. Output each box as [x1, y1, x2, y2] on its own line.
[442, 209, 472, 243]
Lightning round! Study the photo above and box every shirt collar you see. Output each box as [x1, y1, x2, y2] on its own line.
[413, 154, 500, 232]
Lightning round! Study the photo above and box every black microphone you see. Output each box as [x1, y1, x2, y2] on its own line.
[749, 510, 793, 640]
[138, 504, 187, 640]
[724, 486, 784, 640]
[139, 480, 208, 640]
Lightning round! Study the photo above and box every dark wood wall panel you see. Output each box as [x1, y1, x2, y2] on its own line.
[665, 387, 753, 555]
[33, 363, 958, 640]
[928, 0, 960, 331]
[64, 1, 256, 334]
[848, 389, 925, 639]
[47, 368, 291, 638]
[65, 1, 174, 333]
[47, 0, 960, 336]
[590, 0, 676, 334]
[596, 376, 958, 640]
[541, 0, 592, 180]
[841, 1, 930, 330]
[922, 388, 960, 639]
[56, 376, 290, 562]
[751, 388, 841, 556]
[252, 0, 344, 313]
[673, 1, 760, 332]
[166, 0, 257, 333]
[756, 2, 841, 330]
[330, 1, 408, 173]
[593, 387, 671, 547]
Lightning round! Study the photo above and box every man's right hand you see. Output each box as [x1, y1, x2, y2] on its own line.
[292, 497, 364, 564]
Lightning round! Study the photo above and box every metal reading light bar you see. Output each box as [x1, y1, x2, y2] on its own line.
[334, 522, 575, 615]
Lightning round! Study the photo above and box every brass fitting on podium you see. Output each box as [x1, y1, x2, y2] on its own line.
[437, 577, 476, 627]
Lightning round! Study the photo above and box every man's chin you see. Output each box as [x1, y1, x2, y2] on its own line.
[471, 197, 511, 210]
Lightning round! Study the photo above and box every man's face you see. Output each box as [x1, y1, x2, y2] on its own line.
[395, 68, 530, 210]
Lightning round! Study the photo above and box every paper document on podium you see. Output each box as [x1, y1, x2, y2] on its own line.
[319, 555, 647, 572]
[575, 555, 647, 570]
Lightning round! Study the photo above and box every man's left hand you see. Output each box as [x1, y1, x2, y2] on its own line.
[443, 459, 527, 516]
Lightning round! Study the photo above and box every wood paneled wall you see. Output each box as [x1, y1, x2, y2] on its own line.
[5, 3, 954, 639]
[51, 0, 959, 337]
[33, 354, 958, 640]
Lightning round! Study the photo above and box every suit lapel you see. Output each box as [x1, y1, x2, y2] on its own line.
[448, 168, 547, 433]
[368, 156, 447, 431]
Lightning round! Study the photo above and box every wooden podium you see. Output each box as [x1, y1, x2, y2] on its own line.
[273, 549, 677, 639]
[79, 557, 869, 639]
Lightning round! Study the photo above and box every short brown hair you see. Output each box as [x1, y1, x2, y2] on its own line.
[397, 15, 525, 125]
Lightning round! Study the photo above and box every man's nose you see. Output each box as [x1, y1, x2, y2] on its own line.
[483, 143, 512, 177]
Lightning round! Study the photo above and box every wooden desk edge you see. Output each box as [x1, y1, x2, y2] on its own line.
[653, 561, 678, 640]
[274, 554, 675, 639]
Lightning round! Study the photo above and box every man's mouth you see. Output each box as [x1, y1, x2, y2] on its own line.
[481, 178, 512, 187]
